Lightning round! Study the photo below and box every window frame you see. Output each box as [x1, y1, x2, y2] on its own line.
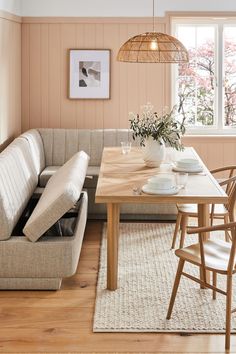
[171, 17, 236, 135]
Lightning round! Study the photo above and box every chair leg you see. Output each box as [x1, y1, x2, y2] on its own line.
[225, 275, 233, 350]
[179, 215, 188, 248]
[212, 271, 217, 300]
[224, 215, 230, 242]
[210, 207, 214, 226]
[166, 259, 185, 319]
[171, 212, 182, 249]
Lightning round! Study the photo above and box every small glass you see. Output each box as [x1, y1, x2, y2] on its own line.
[175, 172, 188, 189]
[121, 141, 131, 155]
[165, 147, 176, 164]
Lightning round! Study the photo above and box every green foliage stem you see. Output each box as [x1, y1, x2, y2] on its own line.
[129, 104, 186, 151]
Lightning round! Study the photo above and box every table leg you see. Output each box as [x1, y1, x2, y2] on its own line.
[107, 203, 120, 290]
[198, 203, 210, 285]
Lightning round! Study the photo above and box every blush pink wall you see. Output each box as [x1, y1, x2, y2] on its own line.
[9, 14, 236, 170]
[183, 136, 236, 172]
[0, 11, 21, 149]
[21, 17, 170, 131]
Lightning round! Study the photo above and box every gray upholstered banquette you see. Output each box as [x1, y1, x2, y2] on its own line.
[0, 128, 177, 290]
[34, 128, 177, 219]
[0, 130, 88, 290]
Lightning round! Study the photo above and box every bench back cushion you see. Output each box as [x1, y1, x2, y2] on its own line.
[38, 128, 137, 166]
[0, 138, 38, 240]
[20, 129, 45, 175]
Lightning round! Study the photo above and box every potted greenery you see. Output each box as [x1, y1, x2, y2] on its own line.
[129, 103, 186, 167]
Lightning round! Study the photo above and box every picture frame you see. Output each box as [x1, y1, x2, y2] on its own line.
[69, 49, 110, 99]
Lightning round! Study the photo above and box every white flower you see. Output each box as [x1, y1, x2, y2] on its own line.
[129, 102, 186, 151]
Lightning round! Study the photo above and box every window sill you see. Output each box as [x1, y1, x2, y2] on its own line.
[182, 134, 236, 141]
[184, 128, 236, 137]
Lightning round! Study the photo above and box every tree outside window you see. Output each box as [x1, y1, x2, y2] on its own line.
[224, 27, 236, 127]
[173, 21, 236, 130]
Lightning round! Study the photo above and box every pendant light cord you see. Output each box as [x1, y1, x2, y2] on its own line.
[152, 0, 155, 32]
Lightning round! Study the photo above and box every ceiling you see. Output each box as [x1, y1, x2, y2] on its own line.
[1, 0, 236, 17]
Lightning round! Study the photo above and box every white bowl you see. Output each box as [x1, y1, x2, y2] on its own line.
[176, 158, 200, 169]
[148, 176, 173, 190]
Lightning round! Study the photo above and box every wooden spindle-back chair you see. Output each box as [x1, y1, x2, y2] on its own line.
[171, 165, 236, 249]
[167, 221, 236, 350]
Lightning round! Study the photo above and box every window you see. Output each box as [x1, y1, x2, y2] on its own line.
[172, 18, 236, 133]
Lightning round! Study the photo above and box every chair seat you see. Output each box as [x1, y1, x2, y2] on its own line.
[176, 239, 233, 274]
[177, 203, 227, 216]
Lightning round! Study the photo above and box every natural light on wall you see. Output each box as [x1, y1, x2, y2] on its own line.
[172, 17, 236, 134]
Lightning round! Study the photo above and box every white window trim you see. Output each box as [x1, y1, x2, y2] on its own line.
[171, 16, 236, 135]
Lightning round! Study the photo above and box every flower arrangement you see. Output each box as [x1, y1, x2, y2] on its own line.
[129, 103, 186, 151]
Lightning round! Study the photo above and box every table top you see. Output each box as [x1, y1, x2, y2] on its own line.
[95, 147, 228, 204]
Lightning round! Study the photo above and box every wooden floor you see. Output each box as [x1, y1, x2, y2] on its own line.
[0, 221, 235, 353]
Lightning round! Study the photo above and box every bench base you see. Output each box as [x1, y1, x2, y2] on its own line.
[0, 277, 62, 290]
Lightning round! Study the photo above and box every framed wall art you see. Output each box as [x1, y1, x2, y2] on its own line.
[69, 49, 110, 99]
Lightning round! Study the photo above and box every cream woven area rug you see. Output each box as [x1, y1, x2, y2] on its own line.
[93, 222, 236, 333]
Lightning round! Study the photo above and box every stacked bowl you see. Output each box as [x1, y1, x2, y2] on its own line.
[175, 158, 202, 172]
[142, 174, 178, 195]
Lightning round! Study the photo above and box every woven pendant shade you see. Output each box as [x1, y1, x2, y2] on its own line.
[117, 31, 189, 63]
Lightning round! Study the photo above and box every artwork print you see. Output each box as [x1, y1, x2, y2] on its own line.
[69, 50, 110, 99]
[79, 61, 101, 87]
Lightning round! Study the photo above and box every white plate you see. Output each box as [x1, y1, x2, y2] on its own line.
[142, 184, 180, 195]
[172, 165, 203, 173]
[176, 158, 199, 169]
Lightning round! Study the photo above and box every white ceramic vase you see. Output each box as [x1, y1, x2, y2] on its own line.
[142, 137, 165, 167]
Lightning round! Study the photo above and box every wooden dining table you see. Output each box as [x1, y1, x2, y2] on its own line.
[95, 146, 228, 291]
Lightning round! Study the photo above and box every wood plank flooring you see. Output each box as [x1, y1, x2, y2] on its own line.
[0, 221, 235, 353]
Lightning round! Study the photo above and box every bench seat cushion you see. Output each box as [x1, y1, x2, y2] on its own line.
[39, 165, 100, 188]
[23, 151, 89, 242]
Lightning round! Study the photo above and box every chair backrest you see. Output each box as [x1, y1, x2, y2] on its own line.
[219, 175, 236, 215]
[211, 165, 236, 195]
[227, 224, 236, 274]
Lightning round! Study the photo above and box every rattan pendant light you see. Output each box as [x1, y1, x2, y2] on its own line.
[117, 0, 189, 63]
